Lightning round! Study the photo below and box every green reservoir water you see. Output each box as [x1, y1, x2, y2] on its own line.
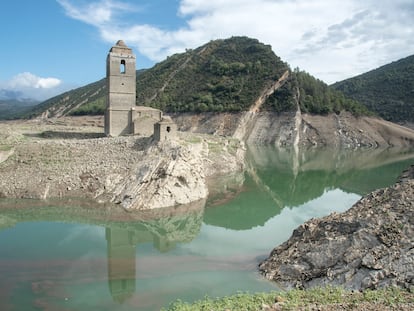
[0, 147, 413, 310]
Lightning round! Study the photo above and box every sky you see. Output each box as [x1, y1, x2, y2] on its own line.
[0, 0, 413, 102]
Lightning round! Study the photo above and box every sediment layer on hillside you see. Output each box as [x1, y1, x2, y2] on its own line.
[173, 111, 414, 148]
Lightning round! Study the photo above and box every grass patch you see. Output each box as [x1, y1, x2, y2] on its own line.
[227, 138, 242, 154]
[163, 292, 276, 311]
[69, 98, 105, 116]
[162, 287, 414, 311]
[207, 141, 222, 153]
[184, 135, 202, 144]
[0, 145, 12, 152]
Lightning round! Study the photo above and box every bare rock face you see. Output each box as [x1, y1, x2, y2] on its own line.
[259, 165, 414, 291]
[107, 140, 209, 210]
[246, 111, 414, 148]
[172, 111, 414, 149]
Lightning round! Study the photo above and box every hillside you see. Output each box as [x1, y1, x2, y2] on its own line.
[263, 69, 369, 116]
[0, 99, 39, 120]
[136, 36, 289, 112]
[21, 70, 145, 119]
[23, 78, 107, 118]
[22, 37, 368, 118]
[332, 54, 414, 123]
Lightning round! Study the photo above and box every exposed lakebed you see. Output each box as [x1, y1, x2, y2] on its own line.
[0, 147, 413, 311]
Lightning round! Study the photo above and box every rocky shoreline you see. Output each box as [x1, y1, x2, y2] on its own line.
[259, 165, 414, 291]
[1, 112, 414, 211]
[0, 118, 245, 210]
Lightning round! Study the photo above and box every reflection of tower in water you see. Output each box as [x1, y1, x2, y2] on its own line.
[105, 228, 136, 304]
[104, 202, 205, 304]
[104, 226, 180, 304]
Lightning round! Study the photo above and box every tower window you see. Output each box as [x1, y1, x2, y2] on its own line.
[120, 60, 126, 74]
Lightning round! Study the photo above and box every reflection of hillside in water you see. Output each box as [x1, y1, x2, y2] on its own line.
[250, 146, 414, 201]
[0, 199, 205, 304]
[204, 146, 414, 230]
[0, 198, 204, 243]
[204, 172, 280, 230]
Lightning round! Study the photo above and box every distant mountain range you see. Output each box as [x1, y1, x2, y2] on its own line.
[4, 37, 413, 123]
[0, 95, 39, 120]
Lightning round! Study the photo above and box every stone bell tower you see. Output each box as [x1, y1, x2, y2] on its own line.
[105, 40, 136, 136]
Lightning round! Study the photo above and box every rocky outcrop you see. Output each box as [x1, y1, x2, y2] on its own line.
[259, 165, 414, 291]
[0, 119, 245, 210]
[99, 139, 209, 210]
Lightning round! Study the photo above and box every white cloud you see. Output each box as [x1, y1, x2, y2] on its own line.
[58, 0, 414, 83]
[57, 0, 140, 26]
[59, 225, 105, 245]
[8, 72, 62, 89]
[0, 72, 71, 101]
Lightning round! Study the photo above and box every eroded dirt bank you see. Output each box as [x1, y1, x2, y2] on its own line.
[173, 111, 414, 148]
[1, 111, 414, 210]
[0, 117, 245, 210]
[259, 165, 414, 291]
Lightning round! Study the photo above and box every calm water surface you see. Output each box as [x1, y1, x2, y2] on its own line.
[0, 147, 413, 311]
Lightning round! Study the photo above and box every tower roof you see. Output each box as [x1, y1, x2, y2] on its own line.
[116, 40, 127, 47]
[109, 40, 133, 54]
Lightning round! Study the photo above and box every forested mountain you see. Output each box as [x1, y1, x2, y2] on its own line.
[332, 55, 414, 123]
[136, 36, 289, 112]
[137, 37, 367, 115]
[263, 69, 369, 115]
[22, 37, 368, 118]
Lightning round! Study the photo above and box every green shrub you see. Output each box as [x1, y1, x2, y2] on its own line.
[69, 98, 106, 116]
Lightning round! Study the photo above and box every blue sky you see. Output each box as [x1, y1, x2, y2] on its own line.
[0, 0, 413, 101]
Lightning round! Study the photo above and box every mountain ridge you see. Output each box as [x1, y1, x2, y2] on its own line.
[18, 36, 368, 119]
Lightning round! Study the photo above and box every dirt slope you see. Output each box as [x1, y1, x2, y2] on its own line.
[173, 111, 414, 148]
